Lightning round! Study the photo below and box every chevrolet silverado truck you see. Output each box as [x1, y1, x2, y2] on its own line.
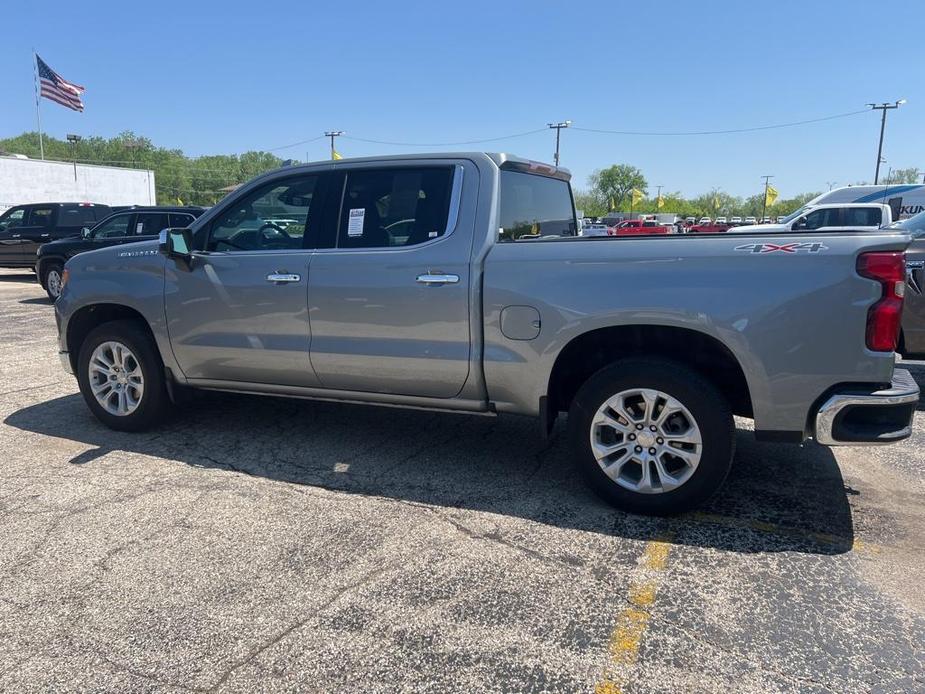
[53, 153, 919, 514]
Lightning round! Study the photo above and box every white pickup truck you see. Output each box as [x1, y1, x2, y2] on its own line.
[732, 203, 893, 233]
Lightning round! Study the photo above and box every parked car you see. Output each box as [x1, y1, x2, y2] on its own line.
[581, 223, 612, 237]
[715, 216, 727, 224]
[777, 216, 786, 223]
[35, 206, 206, 299]
[54, 152, 917, 515]
[886, 210, 925, 357]
[0, 202, 111, 269]
[684, 216, 696, 224]
[609, 219, 671, 236]
[730, 203, 893, 234]
[698, 217, 712, 225]
[761, 217, 772, 223]
[744, 216, 757, 223]
[730, 216, 742, 224]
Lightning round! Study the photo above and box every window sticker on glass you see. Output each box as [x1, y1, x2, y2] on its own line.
[136, 223, 144, 234]
[347, 208, 365, 237]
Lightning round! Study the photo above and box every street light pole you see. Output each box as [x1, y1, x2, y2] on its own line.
[66, 133, 81, 181]
[761, 175, 774, 221]
[547, 121, 571, 167]
[325, 131, 344, 160]
[868, 100, 906, 185]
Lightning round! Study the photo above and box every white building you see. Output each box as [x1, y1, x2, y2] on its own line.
[0, 155, 156, 212]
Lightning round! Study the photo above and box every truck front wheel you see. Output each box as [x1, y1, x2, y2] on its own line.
[568, 357, 734, 515]
[76, 320, 169, 432]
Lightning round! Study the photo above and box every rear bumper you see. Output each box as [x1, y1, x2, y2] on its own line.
[814, 369, 919, 445]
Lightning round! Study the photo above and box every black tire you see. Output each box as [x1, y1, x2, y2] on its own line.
[568, 357, 734, 515]
[41, 262, 64, 300]
[76, 320, 169, 432]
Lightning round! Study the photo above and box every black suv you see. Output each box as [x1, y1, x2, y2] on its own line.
[36, 206, 206, 299]
[0, 202, 112, 270]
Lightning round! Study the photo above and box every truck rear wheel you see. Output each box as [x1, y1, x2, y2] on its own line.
[76, 320, 169, 432]
[568, 357, 734, 515]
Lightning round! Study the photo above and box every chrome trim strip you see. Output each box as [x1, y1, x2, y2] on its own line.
[445, 164, 464, 236]
[814, 369, 919, 445]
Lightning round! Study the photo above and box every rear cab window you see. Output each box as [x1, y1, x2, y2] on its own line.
[498, 170, 577, 242]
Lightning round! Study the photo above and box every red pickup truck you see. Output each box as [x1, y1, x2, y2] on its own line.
[688, 221, 733, 233]
[608, 219, 671, 236]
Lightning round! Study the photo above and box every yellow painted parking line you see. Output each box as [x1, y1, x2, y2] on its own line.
[595, 535, 675, 693]
[686, 511, 880, 553]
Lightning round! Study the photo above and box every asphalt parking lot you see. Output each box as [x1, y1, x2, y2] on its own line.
[1, 268, 924, 693]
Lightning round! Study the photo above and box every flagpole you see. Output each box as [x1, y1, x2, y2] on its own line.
[32, 50, 44, 160]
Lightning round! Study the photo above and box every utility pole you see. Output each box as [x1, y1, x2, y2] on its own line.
[547, 121, 571, 167]
[826, 181, 837, 191]
[325, 131, 344, 160]
[868, 100, 906, 184]
[761, 175, 774, 221]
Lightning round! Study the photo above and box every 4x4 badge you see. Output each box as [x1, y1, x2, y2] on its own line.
[734, 242, 828, 254]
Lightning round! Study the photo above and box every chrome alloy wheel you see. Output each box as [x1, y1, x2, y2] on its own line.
[88, 341, 144, 416]
[589, 388, 702, 494]
[46, 269, 62, 298]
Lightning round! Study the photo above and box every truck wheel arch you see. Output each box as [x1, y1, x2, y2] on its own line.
[66, 304, 162, 374]
[546, 325, 753, 422]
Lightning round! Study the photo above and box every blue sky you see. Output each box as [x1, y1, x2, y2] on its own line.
[1, 0, 922, 197]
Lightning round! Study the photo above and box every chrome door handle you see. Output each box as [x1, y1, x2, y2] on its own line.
[266, 273, 301, 283]
[416, 273, 459, 285]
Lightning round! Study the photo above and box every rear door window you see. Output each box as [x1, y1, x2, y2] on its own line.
[498, 171, 576, 241]
[134, 213, 170, 236]
[844, 207, 882, 227]
[335, 167, 454, 249]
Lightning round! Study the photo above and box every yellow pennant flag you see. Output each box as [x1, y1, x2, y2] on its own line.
[176, 196, 183, 205]
[332, 150, 343, 161]
[656, 195, 664, 209]
[631, 188, 643, 206]
[609, 197, 616, 211]
[765, 184, 779, 207]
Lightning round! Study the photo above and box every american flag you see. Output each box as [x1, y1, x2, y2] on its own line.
[36, 55, 85, 112]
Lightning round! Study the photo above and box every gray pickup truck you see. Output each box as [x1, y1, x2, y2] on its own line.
[54, 153, 919, 514]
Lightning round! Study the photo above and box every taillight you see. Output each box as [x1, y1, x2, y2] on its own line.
[857, 251, 905, 352]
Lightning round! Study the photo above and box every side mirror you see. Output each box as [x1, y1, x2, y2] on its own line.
[792, 217, 807, 230]
[159, 227, 194, 262]
[81, 227, 91, 239]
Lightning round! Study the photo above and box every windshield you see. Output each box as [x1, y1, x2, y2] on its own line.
[886, 210, 925, 237]
[780, 205, 811, 224]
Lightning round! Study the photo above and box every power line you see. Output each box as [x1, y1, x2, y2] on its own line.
[341, 128, 548, 147]
[571, 108, 870, 136]
[265, 134, 326, 152]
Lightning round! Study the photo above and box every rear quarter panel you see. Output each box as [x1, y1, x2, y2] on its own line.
[482, 232, 910, 432]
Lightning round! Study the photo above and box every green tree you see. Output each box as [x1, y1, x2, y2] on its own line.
[589, 164, 647, 211]
[573, 191, 606, 218]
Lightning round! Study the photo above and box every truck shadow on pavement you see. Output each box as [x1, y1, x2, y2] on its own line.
[5, 391, 857, 555]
